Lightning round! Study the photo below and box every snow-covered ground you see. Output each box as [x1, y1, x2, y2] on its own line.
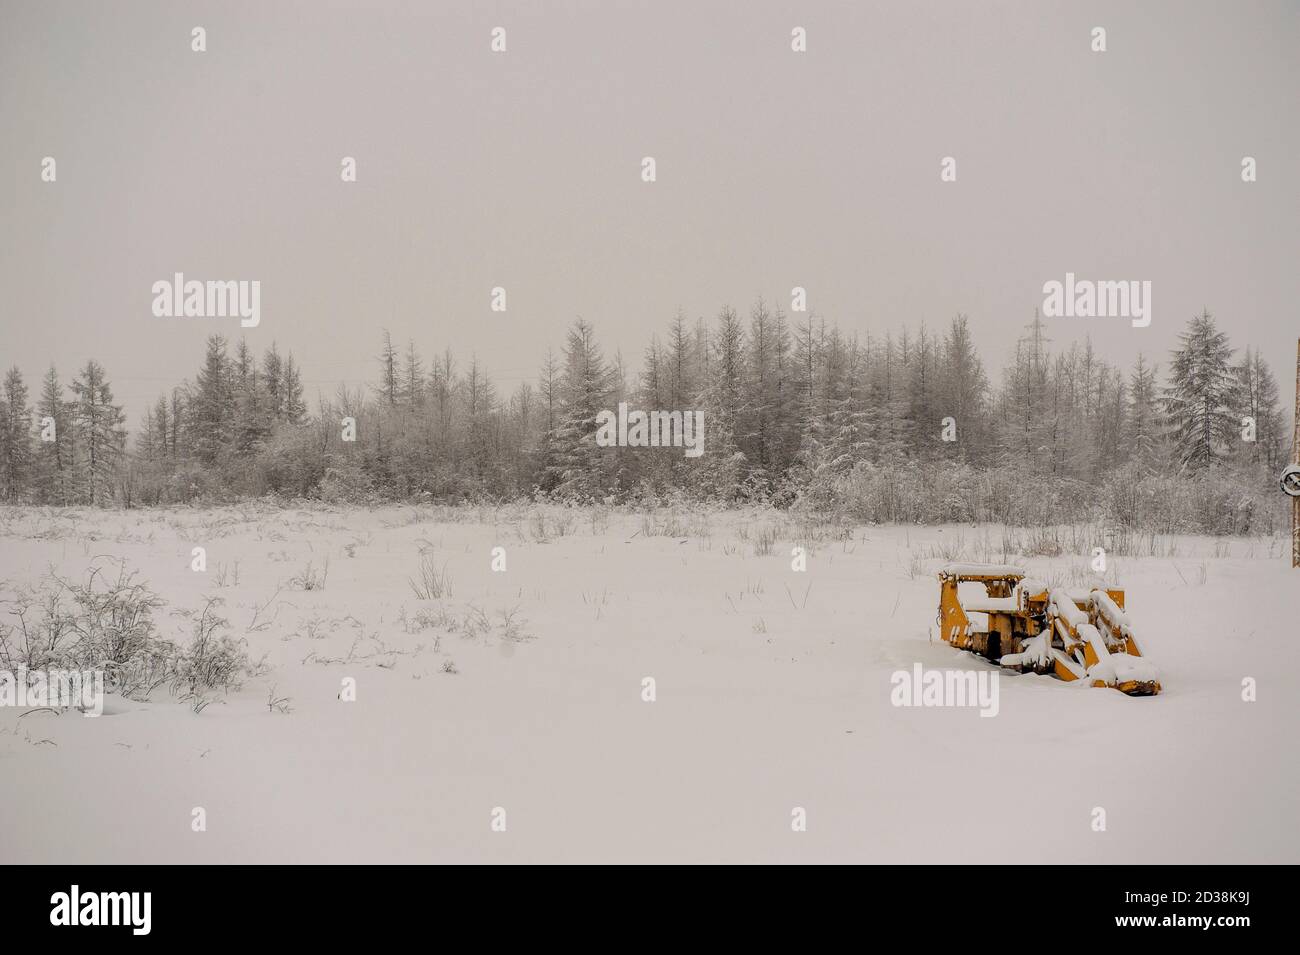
[1, 503, 1296, 864]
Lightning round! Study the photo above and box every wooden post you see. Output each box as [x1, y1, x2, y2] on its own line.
[1293, 337, 1299, 567]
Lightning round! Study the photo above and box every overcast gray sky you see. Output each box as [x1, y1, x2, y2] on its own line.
[2, 0, 1296, 425]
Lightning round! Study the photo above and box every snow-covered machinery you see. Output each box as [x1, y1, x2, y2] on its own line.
[936, 563, 1160, 696]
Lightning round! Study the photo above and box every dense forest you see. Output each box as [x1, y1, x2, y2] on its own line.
[0, 305, 1291, 534]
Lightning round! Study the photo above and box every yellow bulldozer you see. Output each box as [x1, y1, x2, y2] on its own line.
[936, 563, 1160, 696]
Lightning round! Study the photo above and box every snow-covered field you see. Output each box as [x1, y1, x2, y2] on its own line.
[1, 503, 1296, 864]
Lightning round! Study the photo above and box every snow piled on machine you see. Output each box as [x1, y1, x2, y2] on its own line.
[939, 563, 1027, 578]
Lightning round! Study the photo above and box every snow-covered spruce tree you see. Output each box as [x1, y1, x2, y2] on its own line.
[232, 340, 272, 463]
[1164, 310, 1239, 471]
[859, 331, 909, 466]
[1071, 338, 1105, 484]
[666, 310, 697, 411]
[69, 359, 126, 505]
[531, 348, 563, 488]
[690, 306, 745, 501]
[1045, 339, 1122, 486]
[462, 355, 501, 490]
[281, 353, 307, 424]
[607, 348, 644, 494]
[168, 387, 186, 458]
[1126, 353, 1160, 468]
[640, 334, 667, 410]
[797, 325, 874, 511]
[791, 319, 817, 427]
[426, 348, 458, 476]
[998, 313, 1051, 472]
[905, 322, 941, 460]
[633, 332, 673, 492]
[34, 365, 75, 504]
[1233, 347, 1284, 472]
[378, 329, 399, 408]
[189, 334, 233, 465]
[401, 339, 424, 408]
[936, 314, 988, 465]
[0, 367, 34, 501]
[134, 404, 160, 460]
[1094, 363, 1128, 471]
[153, 395, 171, 458]
[737, 299, 800, 492]
[662, 312, 704, 490]
[131, 393, 173, 505]
[262, 342, 284, 421]
[536, 348, 561, 438]
[540, 319, 617, 499]
[790, 319, 827, 489]
[796, 323, 851, 467]
[497, 380, 535, 494]
[360, 359, 397, 495]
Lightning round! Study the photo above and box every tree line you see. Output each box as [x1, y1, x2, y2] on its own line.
[0, 304, 1289, 532]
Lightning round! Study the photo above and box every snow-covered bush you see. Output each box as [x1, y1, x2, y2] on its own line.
[0, 562, 253, 703]
[796, 457, 1286, 535]
[173, 597, 251, 697]
[0, 563, 163, 679]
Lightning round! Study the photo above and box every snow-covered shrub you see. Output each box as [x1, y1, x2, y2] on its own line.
[1098, 462, 1282, 536]
[287, 558, 330, 591]
[318, 465, 377, 506]
[0, 563, 164, 683]
[173, 597, 251, 696]
[800, 455, 1286, 536]
[408, 551, 453, 599]
[0, 563, 253, 703]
